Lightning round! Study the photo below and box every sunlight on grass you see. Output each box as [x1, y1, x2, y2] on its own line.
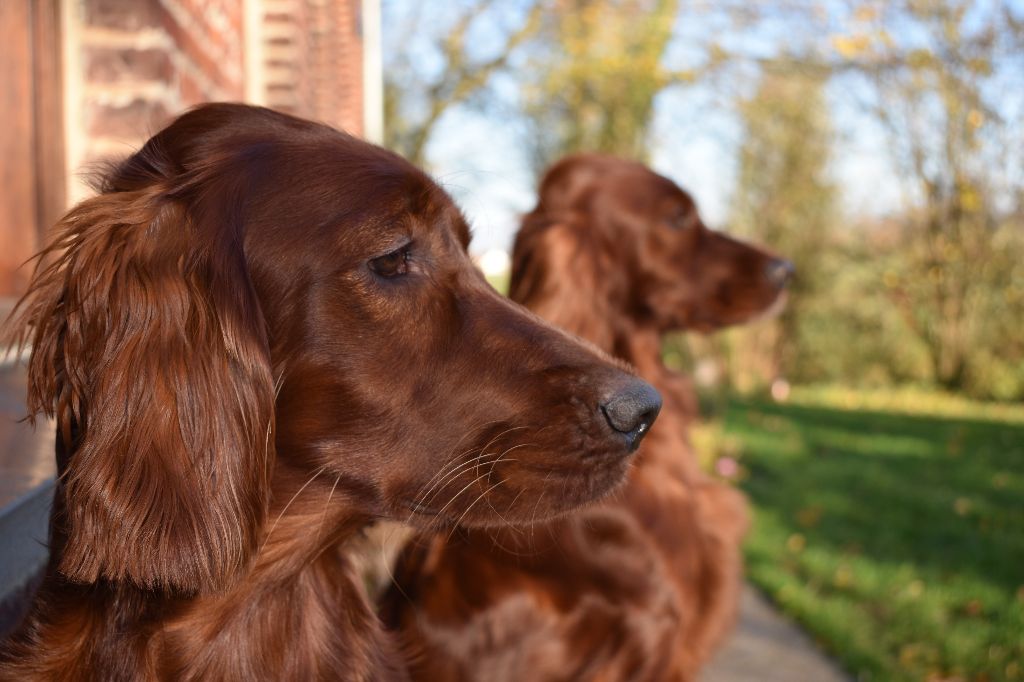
[484, 271, 510, 296]
[698, 392, 1024, 682]
[787, 385, 1024, 423]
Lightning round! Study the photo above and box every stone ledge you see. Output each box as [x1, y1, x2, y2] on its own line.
[0, 480, 52, 638]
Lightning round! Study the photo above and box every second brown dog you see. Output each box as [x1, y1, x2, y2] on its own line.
[382, 154, 792, 682]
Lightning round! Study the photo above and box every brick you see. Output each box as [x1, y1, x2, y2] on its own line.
[85, 98, 173, 139]
[178, 70, 210, 107]
[74, 0, 364, 143]
[84, 47, 174, 84]
[84, 0, 163, 31]
[161, 3, 243, 98]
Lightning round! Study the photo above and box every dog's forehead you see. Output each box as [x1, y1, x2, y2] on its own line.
[347, 168, 471, 249]
[539, 156, 692, 216]
[234, 130, 470, 252]
[609, 167, 692, 209]
[408, 185, 471, 248]
[311, 164, 471, 252]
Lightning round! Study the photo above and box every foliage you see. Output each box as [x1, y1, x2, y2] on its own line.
[383, 1, 542, 165]
[828, 0, 1024, 392]
[718, 70, 837, 388]
[384, 0, 702, 173]
[385, 0, 1024, 400]
[516, 0, 682, 172]
[699, 392, 1024, 682]
[683, 1, 1024, 400]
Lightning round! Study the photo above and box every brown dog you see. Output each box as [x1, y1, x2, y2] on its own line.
[0, 114, 661, 681]
[382, 154, 791, 681]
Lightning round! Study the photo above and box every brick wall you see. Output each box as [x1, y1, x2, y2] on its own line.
[65, 0, 365, 203]
[68, 0, 248, 201]
[261, 0, 363, 135]
[0, 0, 370, 295]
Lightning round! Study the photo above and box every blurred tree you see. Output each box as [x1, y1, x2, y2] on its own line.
[832, 0, 1024, 391]
[723, 70, 837, 388]
[383, 1, 542, 165]
[517, 0, 686, 172]
[384, 0, 1024, 399]
[384, 0, 710, 172]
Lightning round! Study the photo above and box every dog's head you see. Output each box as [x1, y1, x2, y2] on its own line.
[9, 106, 659, 594]
[511, 154, 791, 341]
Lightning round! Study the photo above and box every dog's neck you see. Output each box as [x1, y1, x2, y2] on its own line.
[157, 474, 407, 681]
[162, 505, 403, 680]
[1, 474, 406, 681]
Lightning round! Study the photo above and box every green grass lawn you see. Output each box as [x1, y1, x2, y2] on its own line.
[708, 388, 1024, 682]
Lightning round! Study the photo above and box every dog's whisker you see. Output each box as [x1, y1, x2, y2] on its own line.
[427, 456, 522, 516]
[530, 471, 554, 527]
[486, 485, 524, 535]
[417, 448, 510, 511]
[413, 419, 504, 502]
[405, 452, 494, 526]
[410, 422, 518, 507]
[261, 463, 330, 550]
[412, 445, 491, 508]
[422, 454, 523, 514]
[471, 425, 531, 476]
[446, 480, 505, 543]
[487, 442, 536, 483]
[430, 466, 508, 522]
[315, 473, 341, 548]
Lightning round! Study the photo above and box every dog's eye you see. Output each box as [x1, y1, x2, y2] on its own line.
[369, 245, 411, 278]
[670, 209, 694, 230]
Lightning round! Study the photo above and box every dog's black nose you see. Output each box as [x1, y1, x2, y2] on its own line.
[766, 258, 795, 288]
[601, 380, 662, 452]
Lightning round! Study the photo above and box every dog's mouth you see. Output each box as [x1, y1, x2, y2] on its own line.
[396, 385, 652, 527]
[513, 456, 632, 510]
[690, 288, 790, 333]
[402, 499, 441, 517]
[751, 289, 789, 323]
[399, 450, 631, 529]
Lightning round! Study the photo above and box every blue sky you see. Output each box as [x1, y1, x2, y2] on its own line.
[384, 0, 1023, 254]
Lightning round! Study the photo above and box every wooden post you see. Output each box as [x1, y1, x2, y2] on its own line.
[0, 0, 64, 298]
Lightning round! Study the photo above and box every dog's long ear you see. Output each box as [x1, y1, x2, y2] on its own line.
[509, 213, 623, 351]
[9, 186, 274, 594]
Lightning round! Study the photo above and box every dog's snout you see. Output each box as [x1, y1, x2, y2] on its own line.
[765, 258, 794, 288]
[600, 381, 662, 452]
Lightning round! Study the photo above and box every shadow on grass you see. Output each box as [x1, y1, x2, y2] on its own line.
[726, 399, 1024, 594]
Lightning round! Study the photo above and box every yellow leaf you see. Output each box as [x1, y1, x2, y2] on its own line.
[961, 186, 981, 212]
[833, 564, 854, 588]
[796, 505, 823, 528]
[953, 497, 972, 516]
[905, 580, 924, 598]
[854, 5, 877, 22]
[832, 35, 863, 59]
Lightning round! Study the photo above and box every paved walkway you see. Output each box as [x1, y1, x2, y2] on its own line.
[0, 359, 55, 638]
[703, 585, 849, 682]
[0, 364, 54, 511]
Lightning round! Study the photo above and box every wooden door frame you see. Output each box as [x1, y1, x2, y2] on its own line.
[0, 0, 64, 298]
[32, 0, 65, 246]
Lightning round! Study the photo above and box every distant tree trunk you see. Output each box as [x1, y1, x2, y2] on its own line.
[727, 71, 836, 388]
